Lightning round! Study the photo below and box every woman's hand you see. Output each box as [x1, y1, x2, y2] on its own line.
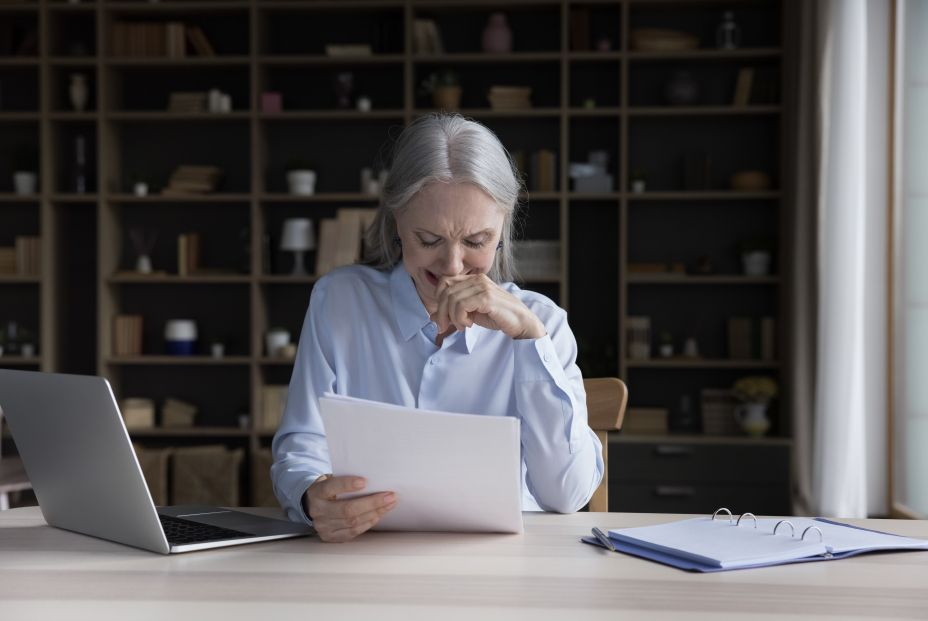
[430, 274, 546, 340]
[305, 475, 397, 542]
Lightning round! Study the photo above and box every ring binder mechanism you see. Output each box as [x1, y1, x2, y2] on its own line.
[582, 506, 928, 572]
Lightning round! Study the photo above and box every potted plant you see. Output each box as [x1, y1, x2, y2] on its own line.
[285, 156, 316, 196]
[658, 330, 673, 358]
[11, 144, 39, 195]
[731, 375, 778, 436]
[630, 168, 647, 193]
[265, 326, 291, 357]
[739, 237, 774, 276]
[420, 69, 461, 111]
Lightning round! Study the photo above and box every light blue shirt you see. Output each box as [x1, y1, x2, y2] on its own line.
[271, 263, 604, 524]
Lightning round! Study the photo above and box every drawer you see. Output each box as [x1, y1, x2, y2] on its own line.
[608, 481, 792, 516]
[609, 442, 789, 485]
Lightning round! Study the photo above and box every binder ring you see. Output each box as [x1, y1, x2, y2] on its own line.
[774, 520, 795, 537]
[712, 507, 734, 523]
[801, 526, 824, 542]
[736, 512, 757, 528]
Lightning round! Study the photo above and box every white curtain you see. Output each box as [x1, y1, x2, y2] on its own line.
[792, 0, 889, 518]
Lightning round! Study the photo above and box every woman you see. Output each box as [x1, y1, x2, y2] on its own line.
[272, 113, 603, 542]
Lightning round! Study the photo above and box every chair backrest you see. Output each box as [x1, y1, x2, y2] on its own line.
[584, 377, 628, 513]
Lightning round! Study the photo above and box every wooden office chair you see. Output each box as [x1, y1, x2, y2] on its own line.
[0, 409, 31, 511]
[584, 377, 628, 513]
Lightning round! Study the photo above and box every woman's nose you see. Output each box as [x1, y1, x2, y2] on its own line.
[441, 243, 465, 273]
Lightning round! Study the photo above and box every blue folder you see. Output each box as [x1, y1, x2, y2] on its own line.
[581, 518, 928, 573]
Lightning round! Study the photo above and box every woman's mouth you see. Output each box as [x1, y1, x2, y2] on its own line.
[425, 270, 439, 286]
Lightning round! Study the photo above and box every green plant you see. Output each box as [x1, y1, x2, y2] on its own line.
[418, 69, 459, 96]
[732, 376, 778, 403]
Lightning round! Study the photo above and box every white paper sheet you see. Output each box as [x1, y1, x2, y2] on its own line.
[319, 393, 523, 534]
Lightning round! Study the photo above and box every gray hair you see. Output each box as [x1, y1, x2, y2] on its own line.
[364, 113, 523, 282]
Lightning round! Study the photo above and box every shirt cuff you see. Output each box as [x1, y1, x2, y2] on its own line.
[512, 335, 567, 383]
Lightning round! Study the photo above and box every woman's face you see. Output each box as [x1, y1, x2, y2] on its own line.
[395, 181, 504, 313]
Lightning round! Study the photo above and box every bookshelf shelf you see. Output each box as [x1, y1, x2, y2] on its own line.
[257, 193, 379, 203]
[627, 106, 782, 117]
[626, 191, 781, 201]
[260, 54, 405, 65]
[257, 111, 404, 121]
[627, 48, 782, 61]
[107, 194, 252, 203]
[108, 274, 252, 285]
[258, 275, 319, 284]
[611, 434, 793, 447]
[105, 356, 252, 366]
[0, 276, 41, 284]
[104, 57, 251, 67]
[106, 112, 252, 122]
[0, 113, 41, 122]
[0, 357, 41, 367]
[127, 427, 252, 438]
[412, 52, 562, 63]
[624, 359, 780, 370]
[106, 1, 251, 13]
[626, 275, 780, 285]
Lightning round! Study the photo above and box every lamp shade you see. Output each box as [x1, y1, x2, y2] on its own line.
[280, 218, 315, 252]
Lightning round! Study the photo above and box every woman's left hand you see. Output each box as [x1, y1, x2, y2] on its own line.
[431, 274, 546, 340]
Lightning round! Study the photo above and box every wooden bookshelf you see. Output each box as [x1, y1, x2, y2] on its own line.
[0, 0, 793, 512]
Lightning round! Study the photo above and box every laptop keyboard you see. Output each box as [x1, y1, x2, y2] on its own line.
[159, 514, 251, 546]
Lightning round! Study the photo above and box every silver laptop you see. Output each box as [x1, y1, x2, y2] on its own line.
[0, 369, 314, 554]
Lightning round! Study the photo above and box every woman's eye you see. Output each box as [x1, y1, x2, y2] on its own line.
[464, 239, 487, 249]
[417, 236, 440, 248]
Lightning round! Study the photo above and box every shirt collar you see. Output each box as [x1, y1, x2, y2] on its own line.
[389, 264, 482, 354]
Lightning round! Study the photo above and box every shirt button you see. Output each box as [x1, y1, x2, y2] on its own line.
[429, 358, 436, 366]
[543, 353, 550, 363]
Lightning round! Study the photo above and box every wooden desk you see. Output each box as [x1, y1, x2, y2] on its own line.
[1, 507, 927, 619]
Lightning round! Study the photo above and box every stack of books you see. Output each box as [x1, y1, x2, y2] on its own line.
[513, 240, 560, 281]
[700, 389, 740, 436]
[112, 21, 186, 58]
[727, 317, 776, 360]
[259, 385, 288, 431]
[0, 247, 15, 275]
[168, 92, 208, 113]
[162, 398, 197, 427]
[177, 232, 201, 276]
[487, 86, 532, 110]
[162, 165, 222, 195]
[315, 208, 378, 276]
[113, 314, 143, 356]
[14, 236, 41, 276]
[622, 407, 669, 435]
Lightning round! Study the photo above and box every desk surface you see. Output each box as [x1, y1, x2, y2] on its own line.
[1, 507, 927, 620]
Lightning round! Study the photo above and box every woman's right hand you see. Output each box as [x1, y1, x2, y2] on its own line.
[304, 475, 397, 542]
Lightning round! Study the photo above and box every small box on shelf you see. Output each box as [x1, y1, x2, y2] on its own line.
[172, 445, 243, 506]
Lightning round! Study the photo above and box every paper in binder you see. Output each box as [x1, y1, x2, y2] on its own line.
[583, 507, 928, 572]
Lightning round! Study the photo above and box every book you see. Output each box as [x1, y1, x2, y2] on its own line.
[732, 67, 754, 106]
[185, 25, 215, 57]
[584, 509, 928, 572]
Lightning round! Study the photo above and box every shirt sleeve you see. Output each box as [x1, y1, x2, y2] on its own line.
[511, 305, 604, 513]
[271, 282, 336, 525]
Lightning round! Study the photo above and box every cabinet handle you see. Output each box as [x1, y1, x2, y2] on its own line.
[654, 445, 694, 457]
[654, 485, 696, 497]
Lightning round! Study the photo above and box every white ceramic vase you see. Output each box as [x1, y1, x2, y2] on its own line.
[735, 402, 770, 437]
[287, 170, 316, 196]
[13, 171, 37, 195]
[742, 251, 771, 276]
[69, 73, 89, 112]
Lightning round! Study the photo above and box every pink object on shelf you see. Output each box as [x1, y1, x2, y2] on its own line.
[261, 92, 282, 113]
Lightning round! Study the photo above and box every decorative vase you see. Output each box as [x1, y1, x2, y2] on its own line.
[482, 12, 512, 53]
[136, 254, 153, 274]
[432, 86, 462, 111]
[12, 171, 37, 195]
[735, 402, 770, 437]
[69, 73, 89, 112]
[266, 329, 291, 357]
[742, 251, 772, 276]
[287, 170, 317, 196]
